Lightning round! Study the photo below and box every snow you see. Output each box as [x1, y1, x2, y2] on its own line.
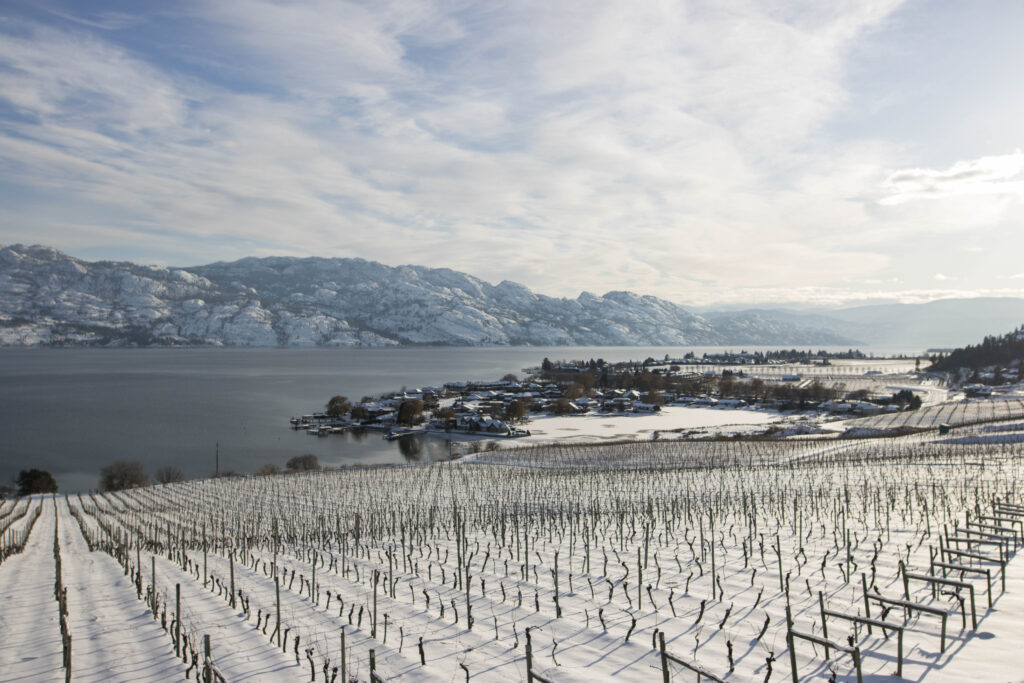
[0, 499, 63, 681]
[515, 405, 781, 444]
[6, 430, 1024, 681]
[57, 497, 187, 682]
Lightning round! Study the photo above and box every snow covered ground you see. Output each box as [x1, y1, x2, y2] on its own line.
[839, 396, 1024, 433]
[514, 405, 784, 444]
[5, 430, 1024, 681]
[0, 498, 63, 682]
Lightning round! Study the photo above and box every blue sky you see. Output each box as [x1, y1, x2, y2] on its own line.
[1, 0, 1023, 307]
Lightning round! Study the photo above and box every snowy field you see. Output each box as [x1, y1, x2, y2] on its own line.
[840, 397, 1024, 433]
[5, 430, 1024, 681]
[514, 405, 783, 444]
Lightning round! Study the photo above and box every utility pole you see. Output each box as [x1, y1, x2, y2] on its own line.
[215, 442, 219, 476]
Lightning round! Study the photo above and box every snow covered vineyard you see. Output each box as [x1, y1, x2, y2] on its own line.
[841, 396, 1024, 433]
[7, 434, 1024, 681]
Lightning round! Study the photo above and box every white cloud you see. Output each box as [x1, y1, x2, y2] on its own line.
[881, 151, 1024, 205]
[12, 0, 1021, 308]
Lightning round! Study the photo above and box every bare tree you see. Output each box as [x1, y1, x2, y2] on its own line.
[505, 400, 528, 424]
[286, 454, 321, 472]
[154, 466, 184, 484]
[99, 460, 149, 491]
[552, 397, 576, 415]
[397, 399, 424, 426]
[17, 469, 58, 495]
[325, 395, 352, 417]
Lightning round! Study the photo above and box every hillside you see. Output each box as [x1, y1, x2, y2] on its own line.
[931, 325, 1024, 381]
[4, 244, 1023, 349]
[0, 244, 855, 347]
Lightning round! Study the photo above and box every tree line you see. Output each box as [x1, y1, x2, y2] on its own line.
[930, 325, 1024, 374]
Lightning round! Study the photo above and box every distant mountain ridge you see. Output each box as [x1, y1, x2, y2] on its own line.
[0, 244, 856, 347]
[0, 244, 1019, 349]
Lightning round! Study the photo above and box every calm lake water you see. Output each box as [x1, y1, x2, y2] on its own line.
[0, 345, 922, 492]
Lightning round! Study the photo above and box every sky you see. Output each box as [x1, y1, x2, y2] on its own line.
[1, 0, 1023, 308]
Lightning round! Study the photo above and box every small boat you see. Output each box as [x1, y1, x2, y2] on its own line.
[384, 427, 424, 440]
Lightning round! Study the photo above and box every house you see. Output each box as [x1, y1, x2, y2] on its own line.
[457, 415, 512, 434]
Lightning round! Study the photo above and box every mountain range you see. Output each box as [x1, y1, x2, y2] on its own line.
[1, 244, 1021, 350]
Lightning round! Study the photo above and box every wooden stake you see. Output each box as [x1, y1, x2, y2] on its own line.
[175, 583, 181, 657]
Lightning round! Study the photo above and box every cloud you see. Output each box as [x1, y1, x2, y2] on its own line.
[881, 151, 1024, 205]
[687, 286, 1024, 308]
[42, 8, 146, 31]
[6, 0, 988, 307]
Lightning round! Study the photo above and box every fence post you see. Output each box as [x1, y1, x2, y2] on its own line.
[370, 648, 376, 679]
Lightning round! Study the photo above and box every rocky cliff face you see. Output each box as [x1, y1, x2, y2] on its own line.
[0, 244, 856, 347]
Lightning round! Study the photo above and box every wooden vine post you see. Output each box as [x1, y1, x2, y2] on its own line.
[274, 519, 281, 646]
[659, 631, 670, 683]
[275, 574, 282, 647]
[786, 605, 797, 683]
[175, 583, 181, 658]
[372, 569, 380, 639]
[526, 627, 534, 683]
[202, 522, 208, 589]
[151, 555, 157, 619]
[340, 627, 346, 683]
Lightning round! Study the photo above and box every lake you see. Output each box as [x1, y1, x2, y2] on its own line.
[0, 345, 922, 492]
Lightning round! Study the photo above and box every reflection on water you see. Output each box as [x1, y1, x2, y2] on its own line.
[396, 434, 459, 462]
[398, 435, 422, 461]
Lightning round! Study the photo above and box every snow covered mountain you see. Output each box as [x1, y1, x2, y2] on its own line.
[0, 244, 857, 347]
